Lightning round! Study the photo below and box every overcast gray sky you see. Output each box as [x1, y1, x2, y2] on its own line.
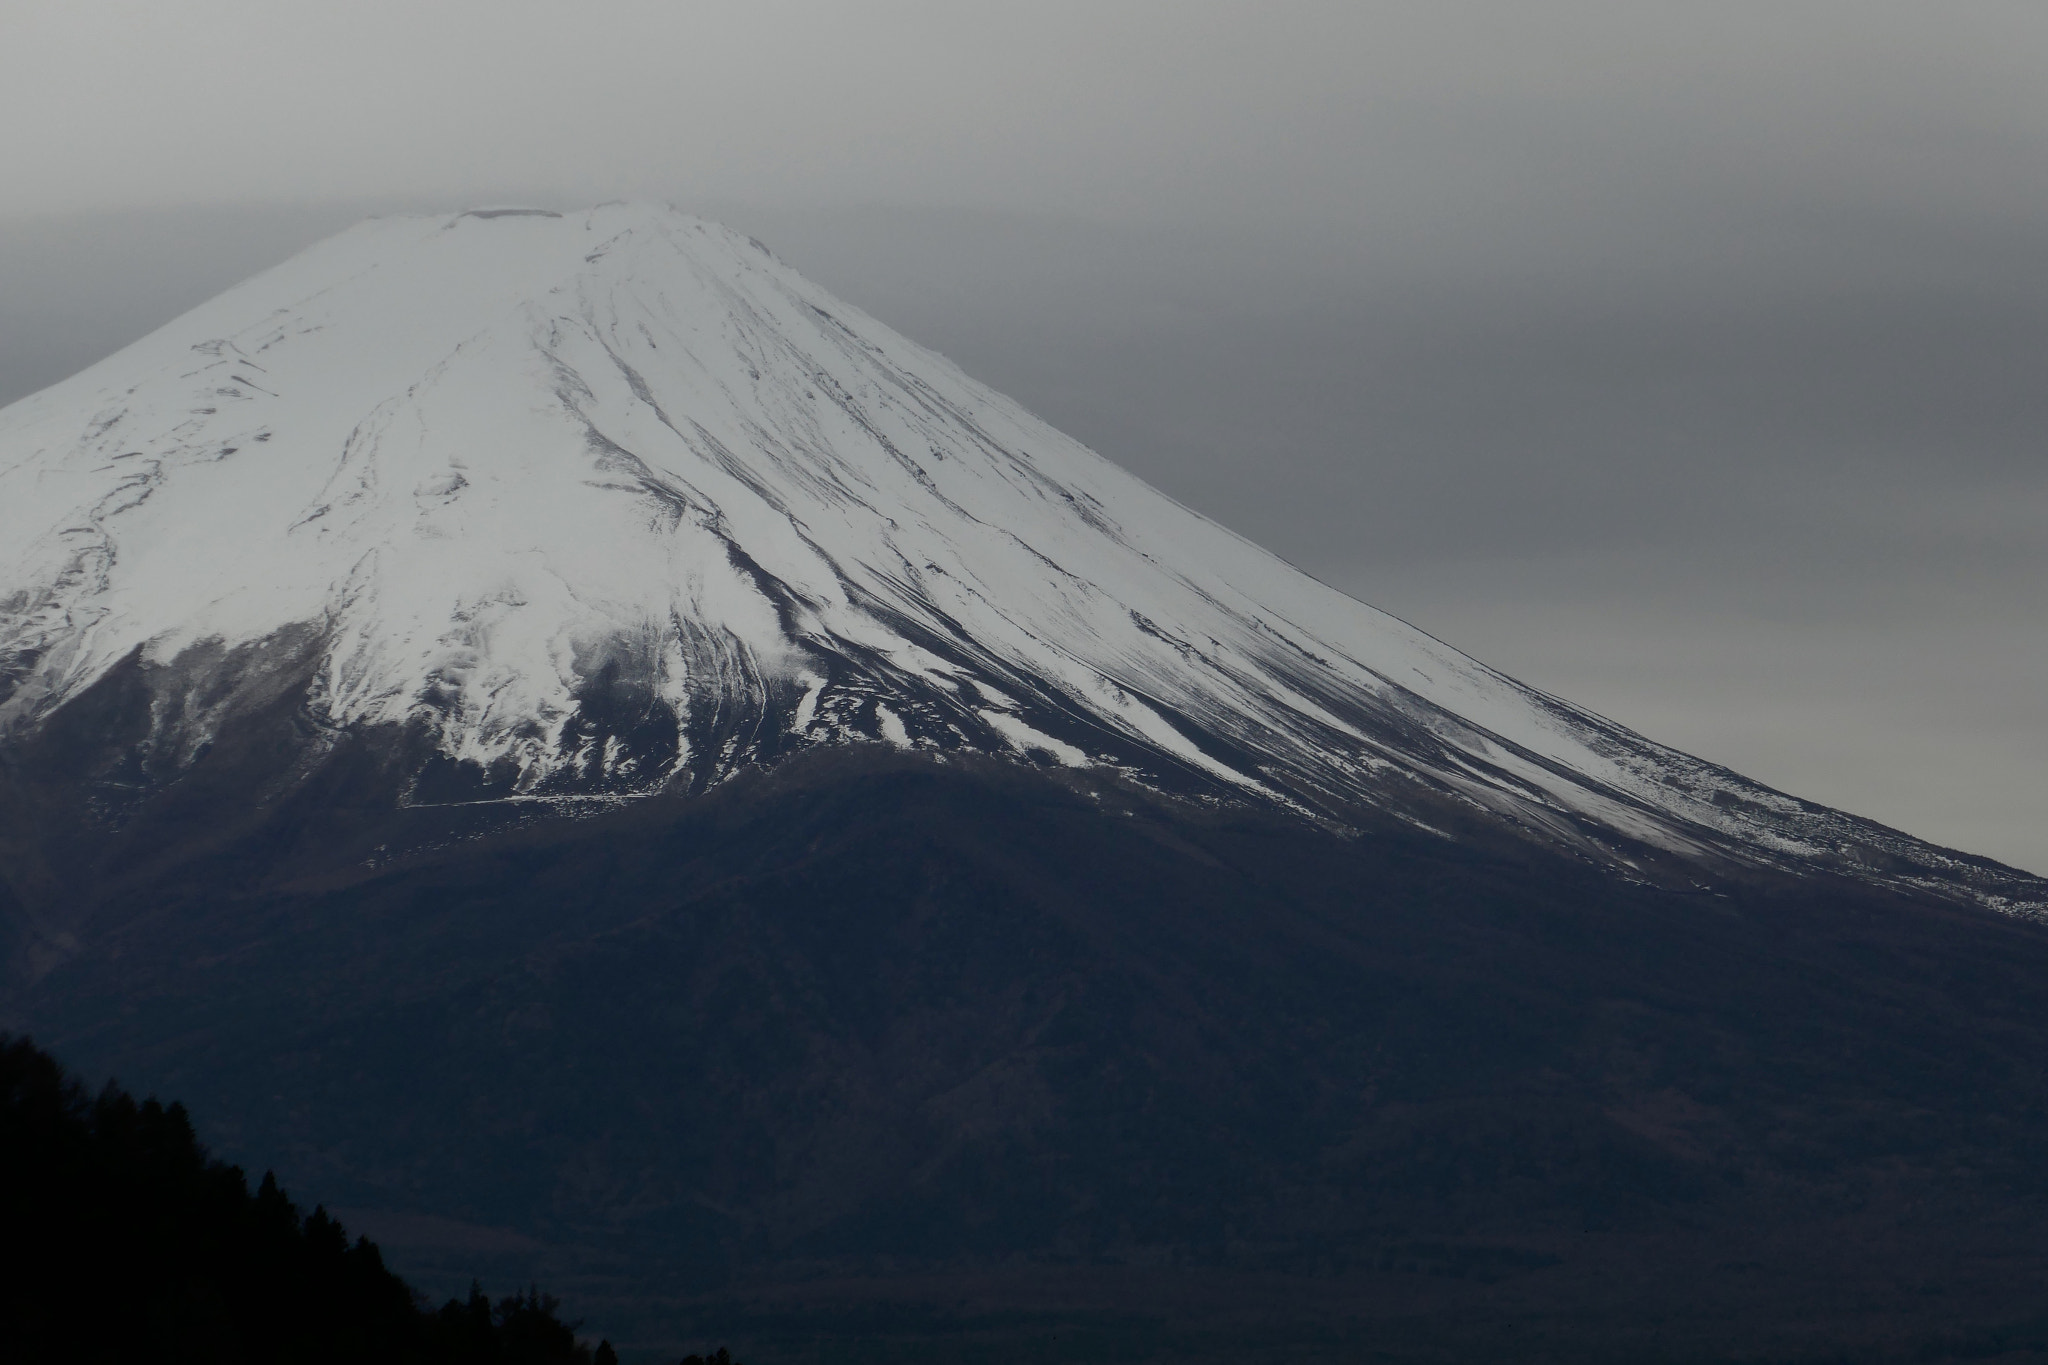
[2, 2, 2044, 871]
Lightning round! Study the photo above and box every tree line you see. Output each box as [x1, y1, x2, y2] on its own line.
[0, 1035, 735, 1364]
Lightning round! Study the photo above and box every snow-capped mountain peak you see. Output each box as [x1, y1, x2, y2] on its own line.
[1, 204, 2039, 915]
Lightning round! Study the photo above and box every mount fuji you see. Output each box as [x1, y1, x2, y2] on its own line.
[1, 203, 2038, 916]
[7, 205, 2048, 1361]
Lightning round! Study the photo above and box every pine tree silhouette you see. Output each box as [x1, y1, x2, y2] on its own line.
[1, 1034, 602, 1363]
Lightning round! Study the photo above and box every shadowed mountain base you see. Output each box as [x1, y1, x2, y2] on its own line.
[8, 740, 2048, 1361]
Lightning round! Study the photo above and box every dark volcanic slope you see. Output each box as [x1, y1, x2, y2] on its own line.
[13, 735, 2048, 1361]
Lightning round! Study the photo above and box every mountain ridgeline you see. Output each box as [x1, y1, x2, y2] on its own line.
[5, 206, 2048, 1360]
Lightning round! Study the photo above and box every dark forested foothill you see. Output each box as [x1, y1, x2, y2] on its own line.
[0, 1035, 601, 1363]
[19, 744, 2048, 1360]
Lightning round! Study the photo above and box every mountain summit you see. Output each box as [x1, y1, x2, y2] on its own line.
[2, 203, 2036, 914]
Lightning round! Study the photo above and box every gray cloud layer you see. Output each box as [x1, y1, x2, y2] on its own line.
[1, 3, 2043, 868]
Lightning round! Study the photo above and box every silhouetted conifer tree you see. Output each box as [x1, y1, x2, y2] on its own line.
[1, 1034, 599, 1363]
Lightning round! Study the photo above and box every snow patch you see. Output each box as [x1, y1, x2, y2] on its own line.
[791, 672, 826, 733]
[979, 710, 1089, 768]
[874, 702, 912, 748]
